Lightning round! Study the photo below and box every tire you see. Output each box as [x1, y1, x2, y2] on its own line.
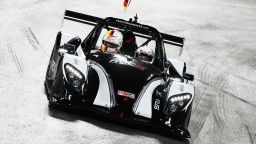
[184, 104, 192, 128]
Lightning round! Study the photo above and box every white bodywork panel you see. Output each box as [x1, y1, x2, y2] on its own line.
[168, 81, 194, 111]
[76, 45, 86, 59]
[168, 58, 185, 77]
[62, 54, 88, 82]
[133, 78, 163, 119]
[91, 63, 114, 109]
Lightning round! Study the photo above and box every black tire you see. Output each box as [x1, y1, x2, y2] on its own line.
[184, 104, 192, 128]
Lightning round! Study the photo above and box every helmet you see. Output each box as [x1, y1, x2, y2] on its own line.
[135, 46, 155, 64]
[120, 30, 137, 55]
[102, 29, 123, 54]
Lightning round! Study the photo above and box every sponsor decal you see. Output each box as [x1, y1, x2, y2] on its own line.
[116, 19, 148, 29]
[179, 85, 184, 92]
[117, 90, 135, 99]
[74, 58, 78, 65]
[50, 60, 56, 72]
[135, 64, 146, 71]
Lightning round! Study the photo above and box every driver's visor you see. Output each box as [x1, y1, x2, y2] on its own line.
[102, 40, 120, 49]
[138, 53, 153, 62]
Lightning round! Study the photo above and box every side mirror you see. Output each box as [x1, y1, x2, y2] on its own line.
[58, 43, 76, 55]
[67, 37, 81, 49]
[183, 73, 194, 81]
[58, 37, 81, 55]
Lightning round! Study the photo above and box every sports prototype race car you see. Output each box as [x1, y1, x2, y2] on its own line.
[44, 10, 195, 138]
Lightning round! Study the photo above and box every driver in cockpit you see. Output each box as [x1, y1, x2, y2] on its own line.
[134, 45, 155, 64]
[101, 29, 154, 64]
[101, 29, 123, 54]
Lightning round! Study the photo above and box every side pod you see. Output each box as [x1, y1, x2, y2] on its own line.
[133, 78, 164, 119]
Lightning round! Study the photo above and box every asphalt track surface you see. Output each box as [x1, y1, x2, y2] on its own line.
[0, 0, 256, 143]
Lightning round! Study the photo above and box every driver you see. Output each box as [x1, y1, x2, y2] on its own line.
[134, 45, 155, 64]
[101, 29, 123, 54]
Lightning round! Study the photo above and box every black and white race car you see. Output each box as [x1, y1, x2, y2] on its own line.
[44, 10, 195, 138]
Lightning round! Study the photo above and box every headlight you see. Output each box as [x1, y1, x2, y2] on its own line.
[64, 64, 85, 90]
[165, 93, 192, 115]
[169, 94, 191, 104]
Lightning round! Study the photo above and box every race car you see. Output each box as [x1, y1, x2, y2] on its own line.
[44, 10, 195, 138]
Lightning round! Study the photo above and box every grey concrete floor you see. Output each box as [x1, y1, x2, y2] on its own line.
[0, 0, 256, 143]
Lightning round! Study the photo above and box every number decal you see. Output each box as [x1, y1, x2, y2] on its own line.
[154, 99, 160, 110]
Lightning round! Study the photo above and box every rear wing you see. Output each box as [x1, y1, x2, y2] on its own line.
[64, 10, 185, 48]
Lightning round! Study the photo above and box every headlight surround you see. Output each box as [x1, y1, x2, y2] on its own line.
[165, 93, 192, 115]
[64, 63, 85, 90]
